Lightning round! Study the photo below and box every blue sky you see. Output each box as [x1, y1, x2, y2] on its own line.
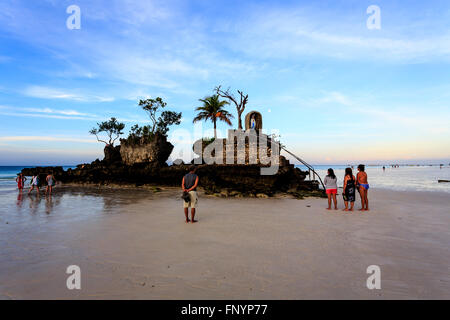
[0, 0, 449, 165]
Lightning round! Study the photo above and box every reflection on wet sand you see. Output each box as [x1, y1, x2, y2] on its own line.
[27, 194, 41, 215]
[44, 195, 61, 215]
[5, 185, 158, 221]
[16, 192, 24, 208]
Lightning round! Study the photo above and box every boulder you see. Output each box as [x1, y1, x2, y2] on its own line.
[21, 166, 65, 177]
[120, 133, 173, 166]
[256, 193, 269, 198]
[103, 145, 122, 163]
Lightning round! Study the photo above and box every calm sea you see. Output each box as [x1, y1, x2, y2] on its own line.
[296, 164, 450, 193]
[0, 166, 75, 192]
[1, 164, 450, 193]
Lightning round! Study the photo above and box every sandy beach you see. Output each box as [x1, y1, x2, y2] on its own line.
[0, 186, 449, 300]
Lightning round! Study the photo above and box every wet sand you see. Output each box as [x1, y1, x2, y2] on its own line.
[0, 186, 449, 299]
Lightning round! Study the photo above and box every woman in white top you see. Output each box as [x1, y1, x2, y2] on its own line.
[28, 175, 40, 196]
[324, 168, 338, 210]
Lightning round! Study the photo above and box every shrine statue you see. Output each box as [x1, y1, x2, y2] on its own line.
[244, 111, 262, 130]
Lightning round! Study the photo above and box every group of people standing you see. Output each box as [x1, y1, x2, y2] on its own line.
[16, 165, 369, 218]
[16, 172, 57, 196]
[323, 164, 369, 211]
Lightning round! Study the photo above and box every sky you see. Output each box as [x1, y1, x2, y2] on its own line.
[0, 0, 449, 165]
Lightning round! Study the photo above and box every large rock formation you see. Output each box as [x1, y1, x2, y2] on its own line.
[103, 145, 122, 163]
[21, 162, 319, 197]
[20, 130, 323, 198]
[120, 133, 174, 166]
[20, 166, 66, 188]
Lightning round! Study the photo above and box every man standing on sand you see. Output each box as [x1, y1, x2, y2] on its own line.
[182, 166, 199, 223]
[356, 164, 369, 211]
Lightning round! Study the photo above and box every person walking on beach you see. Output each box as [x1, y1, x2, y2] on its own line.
[182, 166, 199, 223]
[28, 174, 40, 196]
[356, 164, 369, 211]
[16, 173, 26, 191]
[342, 167, 356, 212]
[45, 172, 56, 196]
[324, 168, 338, 210]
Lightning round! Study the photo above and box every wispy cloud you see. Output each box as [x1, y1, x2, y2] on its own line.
[23, 86, 115, 102]
[0, 105, 99, 120]
[313, 92, 353, 106]
[0, 105, 149, 123]
[0, 55, 11, 63]
[0, 136, 96, 143]
[312, 91, 450, 132]
[228, 5, 450, 62]
[23, 107, 90, 116]
[0, 0, 260, 94]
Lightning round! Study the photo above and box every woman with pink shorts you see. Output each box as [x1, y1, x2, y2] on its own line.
[324, 168, 338, 210]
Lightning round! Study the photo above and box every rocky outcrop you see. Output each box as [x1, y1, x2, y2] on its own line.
[103, 145, 122, 163]
[192, 164, 317, 196]
[20, 166, 66, 188]
[20, 131, 324, 197]
[21, 166, 65, 177]
[21, 162, 320, 197]
[120, 133, 173, 166]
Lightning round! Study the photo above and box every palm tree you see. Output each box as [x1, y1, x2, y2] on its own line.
[193, 95, 233, 139]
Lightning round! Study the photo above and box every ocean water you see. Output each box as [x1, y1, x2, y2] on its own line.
[0, 166, 74, 192]
[1, 165, 450, 194]
[0, 166, 32, 192]
[297, 164, 450, 193]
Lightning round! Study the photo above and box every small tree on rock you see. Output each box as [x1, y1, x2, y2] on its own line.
[126, 98, 182, 143]
[89, 117, 125, 146]
[138, 97, 182, 135]
[156, 110, 183, 135]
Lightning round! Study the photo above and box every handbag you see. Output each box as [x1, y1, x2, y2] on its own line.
[182, 191, 191, 203]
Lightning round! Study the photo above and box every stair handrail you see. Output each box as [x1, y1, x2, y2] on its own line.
[280, 146, 326, 191]
[267, 136, 326, 191]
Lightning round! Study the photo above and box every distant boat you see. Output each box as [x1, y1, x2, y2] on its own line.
[438, 180, 450, 183]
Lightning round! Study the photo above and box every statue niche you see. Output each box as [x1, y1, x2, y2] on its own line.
[244, 111, 263, 131]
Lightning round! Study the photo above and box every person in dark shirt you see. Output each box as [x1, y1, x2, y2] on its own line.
[342, 167, 356, 212]
[182, 166, 199, 223]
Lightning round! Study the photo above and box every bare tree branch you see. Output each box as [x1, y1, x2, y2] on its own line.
[93, 134, 109, 145]
[215, 86, 248, 129]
